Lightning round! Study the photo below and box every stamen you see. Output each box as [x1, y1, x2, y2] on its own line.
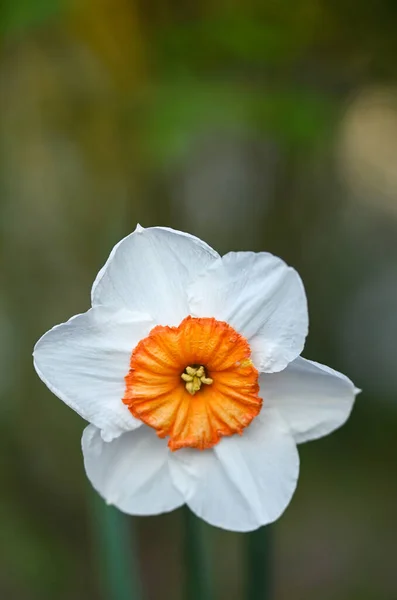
[181, 373, 193, 382]
[186, 366, 197, 376]
[181, 364, 213, 395]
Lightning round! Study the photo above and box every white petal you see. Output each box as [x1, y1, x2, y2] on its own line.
[169, 408, 299, 532]
[188, 251, 308, 372]
[91, 225, 220, 326]
[33, 306, 153, 441]
[82, 425, 184, 515]
[261, 356, 359, 443]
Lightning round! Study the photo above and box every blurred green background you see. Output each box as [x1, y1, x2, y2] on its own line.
[1, 1, 397, 599]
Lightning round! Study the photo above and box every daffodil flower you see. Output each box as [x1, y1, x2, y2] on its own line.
[33, 225, 358, 532]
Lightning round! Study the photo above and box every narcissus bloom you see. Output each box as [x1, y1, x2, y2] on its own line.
[34, 226, 358, 531]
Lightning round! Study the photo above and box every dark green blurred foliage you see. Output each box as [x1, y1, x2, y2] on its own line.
[0, 0, 61, 35]
[1, 1, 397, 599]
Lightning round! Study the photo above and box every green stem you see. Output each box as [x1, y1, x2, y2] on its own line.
[91, 494, 142, 600]
[184, 507, 213, 600]
[246, 526, 273, 600]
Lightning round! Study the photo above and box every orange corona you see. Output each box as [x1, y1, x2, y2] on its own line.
[123, 316, 262, 450]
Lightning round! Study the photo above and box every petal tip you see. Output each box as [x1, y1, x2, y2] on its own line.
[100, 430, 115, 443]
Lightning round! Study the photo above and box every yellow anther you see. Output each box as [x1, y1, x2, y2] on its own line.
[195, 366, 205, 378]
[185, 381, 194, 394]
[186, 366, 198, 376]
[192, 376, 201, 392]
[181, 364, 213, 395]
[181, 373, 193, 382]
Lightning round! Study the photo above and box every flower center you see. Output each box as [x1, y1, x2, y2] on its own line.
[123, 316, 262, 451]
[181, 365, 213, 395]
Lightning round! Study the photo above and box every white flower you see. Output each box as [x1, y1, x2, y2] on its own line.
[33, 225, 358, 532]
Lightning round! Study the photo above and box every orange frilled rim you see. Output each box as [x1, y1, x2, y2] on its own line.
[122, 316, 262, 451]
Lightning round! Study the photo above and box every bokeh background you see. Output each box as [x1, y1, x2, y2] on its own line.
[1, 1, 397, 599]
